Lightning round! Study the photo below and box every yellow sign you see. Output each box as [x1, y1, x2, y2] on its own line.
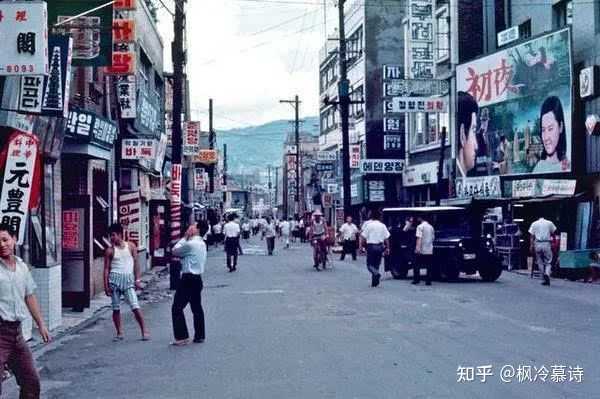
[194, 149, 218, 165]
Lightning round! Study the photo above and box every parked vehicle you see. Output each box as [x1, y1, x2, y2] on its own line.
[383, 206, 503, 282]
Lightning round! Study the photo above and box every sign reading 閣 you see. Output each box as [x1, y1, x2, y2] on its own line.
[0, 132, 40, 244]
[0, 2, 48, 75]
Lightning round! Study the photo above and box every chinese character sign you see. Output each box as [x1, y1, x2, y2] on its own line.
[0, 132, 41, 244]
[456, 28, 572, 178]
[117, 75, 136, 118]
[0, 2, 48, 75]
[408, 0, 434, 79]
[62, 209, 83, 251]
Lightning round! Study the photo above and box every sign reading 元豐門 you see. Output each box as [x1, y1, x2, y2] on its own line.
[0, 132, 41, 244]
[456, 28, 572, 177]
[360, 159, 404, 174]
[0, 2, 48, 75]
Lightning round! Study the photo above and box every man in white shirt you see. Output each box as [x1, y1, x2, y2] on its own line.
[241, 220, 251, 240]
[211, 222, 223, 247]
[223, 214, 241, 272]
[360, 209, 391, 287]
[339, 215, 359, 261]
[263, 217, 277, 255]
[280, 218, 291, 248]
[529, 216, 557, 286]
[413, 217, 435, 285]
[171, 221, 209, 346]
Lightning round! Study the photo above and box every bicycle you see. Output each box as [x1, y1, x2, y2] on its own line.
[312, 237, 329, 271]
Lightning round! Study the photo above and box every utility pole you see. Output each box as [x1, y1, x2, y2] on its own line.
[267, 165, 272, 209]
[337, 0, 352, 216]
[223, 143, 228, 204]
[274, 166, 279, 211]
[170, 0, 186, 289]
[209, 98, 215, 193]
[436, 126, 447, 206]
[279, 95, 301, 216]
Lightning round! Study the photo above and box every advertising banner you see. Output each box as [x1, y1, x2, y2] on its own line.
[134, 89, 162, 136]
[121, 139, 156, 160]
[407, 0, 434, 79]
[456, 176, 501, 199]
[118, 191, 140, 247]
[360, 159, 405, 174]
[48, 0, 113, 67]
[0, 2, 48, 75]
[387, 97, 448, 113]
[456, 28, 572, 178]
[509, 178, 576, 198]
[183, 121, 200, 156]
[194, 149, 218, 165]
[402, 161, 439, 187]
[65, 109, 118, 149]
[117, 75, 136, 118]
[350, 144, 361, 168]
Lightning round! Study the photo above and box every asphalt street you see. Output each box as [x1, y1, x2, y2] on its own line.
[5, 235, 599, 399]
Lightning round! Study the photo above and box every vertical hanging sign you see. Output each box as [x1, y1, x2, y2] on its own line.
[408, 0, 434, 79]
[170, 164, 182, 244]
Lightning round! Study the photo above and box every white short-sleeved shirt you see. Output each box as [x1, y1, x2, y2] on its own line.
[339, 223, 359, 240]
[280, 221, 291, 235]
[0, 257, 36, 322]
[528, 218, 557, 242]
[360, 220, 390, 244]
[223, 221, 241, 238]
[212, 223, 222, 234]
[416, 221, 435, 255]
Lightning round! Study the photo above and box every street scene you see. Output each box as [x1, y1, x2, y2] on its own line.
[0, 0, 599, 398]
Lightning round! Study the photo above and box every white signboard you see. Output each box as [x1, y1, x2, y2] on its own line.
[351, 184, 358, 198]
[360, 159, 405, 174]
[327, 183, 339, 194]
[497, 26, 519, 47]
[512, 179, 536, 198]
[19, 76, 43, 113]
[154, 133, 168, 172]
[368, 180, 385, 202]
[402, 161, 438, 187]
[383, 79, 449, 97]
[456, 176, 501, 199]
[170, 164, 182, 204]
[122, 139, 157, 160]
[194, 168, 206, 191]
[183, 121, 200, 156]
[387, 97, 448, 113]
[580, 66, 596, 99]
[317, 151, 337, 162]
[540, 179, 576, 196]
[0, 132, 39, 244]
[383, 65, 403, 80]
[0, 2, 48, 75]
[350, 144, 361, 168]
[117, 75, 136, 118]
[408, 0, 434, 79]
[383, 117, 404, 133]
[118, 192, 141, 248]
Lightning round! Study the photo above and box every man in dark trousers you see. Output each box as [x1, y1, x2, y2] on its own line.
[223, 213, 241, 272]
[413, 216, 435, 285]
[339, 215, 359, 261]
[359, 209, 391, 287]
[171, 220, 209, 346]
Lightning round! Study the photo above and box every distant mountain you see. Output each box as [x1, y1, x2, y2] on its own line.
[218, 116, 319, 176]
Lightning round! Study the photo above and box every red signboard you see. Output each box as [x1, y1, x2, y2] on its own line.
[106, 52, 136, 75]
[114, 0, 137, 11]
[113, 19, 135, 43]
[62, 210, 82, 251]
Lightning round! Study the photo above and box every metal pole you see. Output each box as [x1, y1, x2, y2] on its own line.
[337, 0, 352, 216]
[295, 95, 300, 216]
[436, 126, 447, 206]
[209, 98, 215, 193]
[54, 1, 116, 27]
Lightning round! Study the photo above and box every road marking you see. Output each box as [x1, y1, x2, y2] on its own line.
[240, 290, 284, 295]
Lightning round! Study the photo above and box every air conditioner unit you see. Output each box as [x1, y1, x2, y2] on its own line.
[120, 168, 139, 191]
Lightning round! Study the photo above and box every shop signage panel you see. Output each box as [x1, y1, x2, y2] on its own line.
[407, 0, 434, 79]
[118, 191, 140, 248]
[384, 135, 403, 151]
[317, 151, 337, 162]
[388, 97, 448, 113]
[106, 51, 136, 75]
[49, 0, 113, 67]
[117, 75, 136, 119]
[0, 132, 40, 244]
[134, 89, 162, 136]
[121, 139, 157, 160]
[0, 2, 48, 75]
[194, 149, 218, 165]
[497, 26, 519, 47]
[65, 109, 118, 149]
[456, 29, 572, 177]
[62, 209, 83, 251]
[383, 65, 403, 80]
[350, 144, 361, 168]
[456, 176, 501, 199]
[114, 0, 137, 11]
[183, 121, 200, 156]
[194, 168, 206, 191]
[383, 117, 405, 134]
[402, 161, 439, 187]
[368, 180, 385, 202]
[327, 183, 339, 194]
[360, 159, 404, 174]
[540, 179, 576, 196]
[580, 66, 596, 99]
[384, 79, 449, 97]
[112, 19, 135, 43]
[315, 162, 335, 172]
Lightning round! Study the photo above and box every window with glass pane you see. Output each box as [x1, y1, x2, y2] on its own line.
[553, 0, 572, 28]
[436, 7, 450, 61]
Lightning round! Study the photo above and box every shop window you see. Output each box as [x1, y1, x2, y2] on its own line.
[350, 85, 364, 119]
[409, 110, 449, 151]
[347, 26, 364, 67]
[518, 19, 531, 39]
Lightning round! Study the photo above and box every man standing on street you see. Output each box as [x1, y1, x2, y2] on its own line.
[339, 215, 359, 261]
[263, 217, 277, 255]
[171, 221, 209, 346]
[529, 216, 557, 286]
[103, 223, 150, 341]
[223, 214, 241, 272]
[413, 217, 435, 286]
[360, 210, 390, 287]
[280, 218, 291, 249]
[0, 224, 51, 398]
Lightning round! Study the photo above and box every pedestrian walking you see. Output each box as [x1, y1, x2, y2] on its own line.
[291, 218, 299, 242]
[309, 210, 328, 270]
[171, 221, 209, 346]
[280, 218, 291, 248]
[529, 216, 557, 286]
[359, 210, 390, 287]
[339, 215, 359, 261]
[0, 224, 51, 399]
[223, 214, 241, 272]
[241, 220, 251, 240]
[263, 217, 276, 255]
[413, 217, 434, 286]
[103, 223, 150, 341]
[299, 218, 306, 243]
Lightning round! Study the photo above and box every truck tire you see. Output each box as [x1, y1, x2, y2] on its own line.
[443, 260, 460, 281]
[479, 263, 502, 282]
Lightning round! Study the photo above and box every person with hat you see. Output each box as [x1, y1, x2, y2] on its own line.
[309, 209, 328, 270]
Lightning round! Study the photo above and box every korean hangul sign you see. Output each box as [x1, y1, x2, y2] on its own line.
[117, 75, 136, 118]
[194, 168, 206, 191]
[383, 117, 405, 133]
[383, 65, 403, 80]
[0, 132, 41, 244]
[368, 180, 386, 202]
[456, 176, 501, 199]
[121, 139, 157, 160]
[134, 90, 162, 136]
[387, 97, 448, 113]
[408, 0, 434, 79]
[114, 0, 137, 11]
[383, 79, 449, 97]
[0, 2, 48, 75]
[194, 150, 218, 165]
[49, 0, 113, 67]
[183, 121, 201, 156]
[106, 51, 136, 75]
[360, 159, 405, 174]
[350, 144, 361, 168]
[315, 162, 335, 173]
[317, 151, 337, 162]
[18, 76, 43, 113]
[384, 135, 403, 151]
[170, 164, 182, 204]
[65, 109, 118, 149]
[112, 19, 135, 43]
[118, 191, 140, 247]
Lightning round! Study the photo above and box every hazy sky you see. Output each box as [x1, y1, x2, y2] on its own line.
[157, 0, 336, 130]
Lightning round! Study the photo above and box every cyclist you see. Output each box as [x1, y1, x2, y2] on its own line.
[309, 210, 328, 270]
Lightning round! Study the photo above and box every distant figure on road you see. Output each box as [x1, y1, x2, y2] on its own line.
[339, 215, 359, 261]
[299, 218, 306, 243]
[241, 220, 251, 240]
[280, 218, 291, 248]
[0, 223, 51, 399]
[309, 210, 328, 270]
[413, 217, 435, 286]
[212, 221, 223, 247]
[104, 223, 150, 341]
[360, 209, 390, 287]
[224, 214, 241, 272]
[263, 217, 277, 255]
[171, 221, 209, 346]
[529, 216, 557, 286]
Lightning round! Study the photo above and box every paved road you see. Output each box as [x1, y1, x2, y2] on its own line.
[6, 236, 599, 398]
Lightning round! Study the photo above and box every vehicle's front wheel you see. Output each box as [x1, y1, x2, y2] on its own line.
[478, 260, 502, 282]
[442, 259, 460, 281]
